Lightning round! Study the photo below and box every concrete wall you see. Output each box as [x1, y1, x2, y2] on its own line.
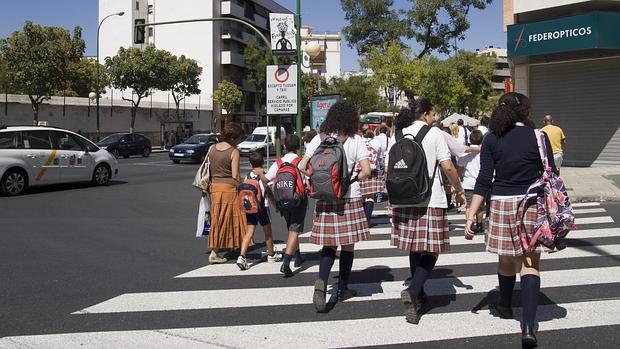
[0, 94, 214, 146]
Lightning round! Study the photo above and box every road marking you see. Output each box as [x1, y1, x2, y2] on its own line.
[35, 149, 57, 181]
[175, 244, 620, 278]
[8, 299, 620, 348]
[371, 207, 606, 218]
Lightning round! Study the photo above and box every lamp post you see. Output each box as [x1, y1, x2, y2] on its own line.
[96, 11, 124, 142]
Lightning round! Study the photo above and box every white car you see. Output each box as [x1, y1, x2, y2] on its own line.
[0, 126, 119, 196]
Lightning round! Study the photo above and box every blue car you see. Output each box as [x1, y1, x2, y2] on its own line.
[169, 134, 219, 164]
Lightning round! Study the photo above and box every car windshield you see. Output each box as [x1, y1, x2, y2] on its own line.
[363, 116, 382, 124]
[184, 135, 210, 144]
[245, 134, 266, 142]
[99, 134, 124, 144]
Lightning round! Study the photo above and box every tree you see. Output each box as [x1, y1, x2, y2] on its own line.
[341, 0, 493, 58]
[244, 39, 272, 125]
[326, 76, 390, 114]
[212, 80, 243, 123]
[54, 58, 109, 98]
[167, 55, 202, 122]
[0, 22, 85, 123]
[105, 45, 174, 132]
[449, 51, 495, 115]
[418, 57, 470, 116]
[300, 72, 327, 127]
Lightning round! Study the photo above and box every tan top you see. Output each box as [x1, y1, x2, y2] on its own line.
[209, 145, 237, 186]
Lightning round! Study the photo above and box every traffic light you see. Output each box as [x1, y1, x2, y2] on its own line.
[134, 19, 146, 44]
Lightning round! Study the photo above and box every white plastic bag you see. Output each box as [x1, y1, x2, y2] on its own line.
[196, 193, 211, 237]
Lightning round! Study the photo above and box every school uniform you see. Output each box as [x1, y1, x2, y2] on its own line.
[385, 121, 452, 253]
[305, 134, 370, 246]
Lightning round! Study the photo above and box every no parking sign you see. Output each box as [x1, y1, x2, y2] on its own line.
[266, 65, 297, 115]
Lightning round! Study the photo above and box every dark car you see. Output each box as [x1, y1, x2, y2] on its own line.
[169, 134, 218, 163]
[97, 133, 152, 158]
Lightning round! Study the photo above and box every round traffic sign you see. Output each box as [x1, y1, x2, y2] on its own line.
[275, 67, 289, 83]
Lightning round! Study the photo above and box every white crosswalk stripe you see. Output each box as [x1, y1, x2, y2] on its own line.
[2, 201, 619, 348]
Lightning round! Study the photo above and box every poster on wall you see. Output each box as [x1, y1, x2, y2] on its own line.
[269, 13, 297, 55]
[310, 95, 340, 130]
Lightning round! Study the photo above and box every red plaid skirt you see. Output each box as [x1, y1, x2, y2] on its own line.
[310, 199, 371, 246]
[359, 174, 384, 196]
[391, 207, 450, 253]
[487, 196, 549, 256]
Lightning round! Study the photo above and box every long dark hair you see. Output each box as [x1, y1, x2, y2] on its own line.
[489, 92, 534, 137]
[395, 98, 434, 129]
[320, 101, 359, 137]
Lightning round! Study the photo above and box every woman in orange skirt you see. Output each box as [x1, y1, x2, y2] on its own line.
[207, 122, 248, 264]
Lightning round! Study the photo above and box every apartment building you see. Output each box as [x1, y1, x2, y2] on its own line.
[99, 0, 291, 133]
[300, 25, 341, 81]
[476, 46, 511, 93]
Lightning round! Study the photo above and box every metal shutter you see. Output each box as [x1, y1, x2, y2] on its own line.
[529, 57, 620, 166]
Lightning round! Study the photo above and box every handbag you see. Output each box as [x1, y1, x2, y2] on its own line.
[196, 194, 211, 237]
[192, 147, 213, 191]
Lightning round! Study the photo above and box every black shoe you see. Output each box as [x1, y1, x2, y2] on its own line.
[337, 287, 358, 302]
[401, 289, 426, 312]
[313, 279, 327, 313]
[294, 255, 305, 268]
[280, 263, 294, 278]
[494, 304, 514, 319]
[522, 325, 538, 347]
[400, 289, 420, 324]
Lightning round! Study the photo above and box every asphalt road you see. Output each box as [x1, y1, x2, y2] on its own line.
[1, 153, 620, 348]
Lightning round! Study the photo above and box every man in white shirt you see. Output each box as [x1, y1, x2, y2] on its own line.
[478, 116, 489, 136]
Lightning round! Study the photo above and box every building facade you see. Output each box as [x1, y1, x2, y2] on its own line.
[476, 46, 511, 93]
[504, 0, 620, 166]
[99, 0, 291, 133]
[300, 25, 341, 81]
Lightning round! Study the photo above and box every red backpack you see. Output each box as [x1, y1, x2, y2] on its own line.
[273, 157, 306, 211]
[237, 173, 263, 214]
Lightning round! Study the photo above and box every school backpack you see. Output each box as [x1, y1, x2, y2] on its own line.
[308, 134, 354, 201]
[386, 125, 437, 205]
[356, 140, 379, 173]
[517, 130, 576, 251]
[273, 157, 306, 210]
[237, 173, 263, 214]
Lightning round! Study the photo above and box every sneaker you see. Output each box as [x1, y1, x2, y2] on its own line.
[280, 263, 294, 278]
[236, 256, 249, 270]
[494, 304, 514, 319]
[337, 287, 358, 302]
[267, 251, 283, 263]
[401, 288, 420, 324]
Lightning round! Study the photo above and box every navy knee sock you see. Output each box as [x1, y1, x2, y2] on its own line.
[408, 252, 423, 293]
[363, 201, 374, 224]
[318, 248, 336, 283]
[294, 249, 302, 260]
[498, 273, 516, 308]
[282, 253, 293, 267]
[520, 274, 541, 329]
[408, 254, 437, 296]
[338, 251, 354, 290]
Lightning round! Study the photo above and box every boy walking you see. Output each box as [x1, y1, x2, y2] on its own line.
[457, 130, 485, 233]
[237, 151, 282, 270]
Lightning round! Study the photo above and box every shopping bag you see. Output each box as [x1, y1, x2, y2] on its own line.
[196, 194, 211, 237]
[192, 149, 212, 191]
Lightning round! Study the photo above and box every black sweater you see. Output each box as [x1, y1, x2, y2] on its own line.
[474, 125, 557, 196]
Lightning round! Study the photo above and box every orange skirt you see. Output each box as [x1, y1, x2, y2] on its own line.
[208, 182, 250, 249]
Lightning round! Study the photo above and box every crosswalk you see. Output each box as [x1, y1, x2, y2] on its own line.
[2, 201, 619, 348]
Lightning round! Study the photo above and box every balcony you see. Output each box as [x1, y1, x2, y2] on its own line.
[493, 69, 511, 78]
[221, 50, 245, 67]
[221, 1, 268, 30]
[492, 82, 506, 90]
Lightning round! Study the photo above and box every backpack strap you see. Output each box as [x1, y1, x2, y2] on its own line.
[534, 129, 550, 170]
[395, 128, 404, 141]
[414, 125, 432, 144]
[291, 156, 302, 167]
[276, 159, 283, 168]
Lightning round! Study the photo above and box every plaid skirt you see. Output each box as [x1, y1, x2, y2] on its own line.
[360, 173, 384, 196]
[487, 196, 549, 256]
[310, 198, 371, 246]
[391, 207, 450, 253]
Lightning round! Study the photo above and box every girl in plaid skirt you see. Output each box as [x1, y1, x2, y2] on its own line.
[359, 130, 383, 226]
[465, 93, 558, 347]
[386, 100, 466, 325]
[300, 102, 372, 313]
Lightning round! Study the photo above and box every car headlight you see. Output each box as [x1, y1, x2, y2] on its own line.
[100, 146, 107, 149]
[169, 149, 174, 153]
[186, 150, 195, 154]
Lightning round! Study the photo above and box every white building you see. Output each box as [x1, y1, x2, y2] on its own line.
[300, 25, 341, 81]
[99, 0, 291, 133]
[476, 46, 511, 93]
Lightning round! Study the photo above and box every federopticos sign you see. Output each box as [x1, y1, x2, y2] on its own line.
[267, 65, 297, 115]
[508, 11, 620, 57]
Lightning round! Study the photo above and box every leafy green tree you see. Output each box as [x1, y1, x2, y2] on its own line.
[167, 55, 202, 122]
[0, 22, 85, 123]
[244, 39, 272, 124]
[300, 72, 327, 127]
[326, 75, 390, 114]
[54, 58, 109, 98]
[105, 45, 174, 132]
[212, 80, 243, 123]
[419, 57, 470, 116]
[449, 51, 495, 115]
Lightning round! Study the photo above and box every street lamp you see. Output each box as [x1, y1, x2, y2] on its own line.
[302, 41, 323, 93]
[96, 11, 124, 141]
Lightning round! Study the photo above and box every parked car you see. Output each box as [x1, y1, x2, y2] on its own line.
[0, 126, 119, 196]
[237, 126, 285, 156]
[169, 134, 219, 164]
[97, 133, 151, 158]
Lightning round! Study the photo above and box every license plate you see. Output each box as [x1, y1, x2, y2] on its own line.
[173, 153, 185, 157]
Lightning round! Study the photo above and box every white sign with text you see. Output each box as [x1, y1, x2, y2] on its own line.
[267, 65, 297, 115]
[269, 13, 296, 53]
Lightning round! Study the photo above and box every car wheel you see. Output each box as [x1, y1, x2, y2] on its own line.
[92, 164, 111, 186]
[142, 147, 151, 157]
[0, 168, 27, 196]
[172, 160, 181, 164]
[111, 149, 120, 159]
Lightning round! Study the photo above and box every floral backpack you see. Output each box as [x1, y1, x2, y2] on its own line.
[517, 130, 576, 252]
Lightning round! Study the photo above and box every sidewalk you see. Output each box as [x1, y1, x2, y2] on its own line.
[562, 165, 620, 202]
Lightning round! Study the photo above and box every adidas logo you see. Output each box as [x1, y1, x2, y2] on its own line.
[393, 159, 408, 169]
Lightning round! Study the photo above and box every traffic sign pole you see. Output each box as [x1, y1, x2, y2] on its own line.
[295, 0, 303, 155]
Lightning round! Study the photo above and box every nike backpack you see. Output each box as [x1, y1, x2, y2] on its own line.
[308, 134, 353, 201]
[237, 173, 263, 214]
[273, 157, 306, 211]
[386, 125, 437, 205]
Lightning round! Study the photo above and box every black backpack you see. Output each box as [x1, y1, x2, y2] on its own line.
[386, 125, 437, 205]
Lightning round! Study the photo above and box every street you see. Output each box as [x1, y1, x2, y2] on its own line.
[1, 153, 620, 348]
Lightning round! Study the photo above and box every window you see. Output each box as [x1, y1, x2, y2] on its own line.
[148, 27, 153, 37]
[50, 131, 83, 151]
[21, 131, 52, 150]
[136, 1, 139, 10]
[74, 135, 100, 153]
[148, 4, 153, 14]
[0, 132, 17, 149]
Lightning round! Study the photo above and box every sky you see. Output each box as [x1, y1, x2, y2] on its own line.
[0, 0, 506, 71]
